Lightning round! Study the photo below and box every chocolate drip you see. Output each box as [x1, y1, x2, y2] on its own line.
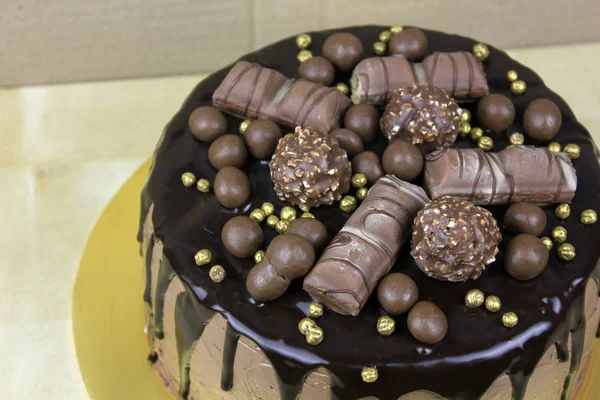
[143, 234, 155, 305]
[220, 322, 240, 391]
[154, 255, 174, 339]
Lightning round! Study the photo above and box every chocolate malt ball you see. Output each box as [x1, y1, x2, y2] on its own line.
[411, 196, 502, 282]
[221, 216, 263, 258]
[269, 126, 351, 211]
[407, 301, 448, 345]
[382, 140, 424, 181]
[298, 56, 336, 86]
[244, 120, 282, 159]
[322, 32, 364, 71]
[377, 273, 419, 315]
[352, 151, 384, 185]
[388, 28, 429, 61]
[344, 103, 380, 143]
[287, 218, 328, 252]
[504, 202, 547, 237]
[189, 106, 227, 143]
[505, 234, 549, 280]
[477, 94, 515, 132]
[523, 99, 562, 142]
[208, 134, 248, 170]
[214, 166, 250, 208]
[330, 128, 364, 158]
[381, 86, 461, 153]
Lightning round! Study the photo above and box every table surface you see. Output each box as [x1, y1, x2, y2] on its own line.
[1, 42, 599, 400]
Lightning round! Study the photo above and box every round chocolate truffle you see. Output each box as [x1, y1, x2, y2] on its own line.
[246, 261, 290, 302]
[269, 126, 351, 211]
[352, 151, 384, 185]
[208, 134, 248, 170]
[504, 202, 547, 237]
[476, 94, 515, 132]
[344, 104, 380, 143]
[188, 106, 227, 143]
[407, 301, 448, 345]
[214, 166, 251, 208]
[523, 99, 562, 142]
[382, 140, 424, 181]
[330, 128, 364, 158]
[377, 273, 419, 315]
[221, 216, 263, 258]
[298, 56, 335, 86]
[388, 28, 429, 61]
[380, 86, 460, 153]
[322, 32, 364, 71]
[411, 196, 502, 282]
[505, 233, 549, 280]
[287, 218, 328, 252]
[244, 120, 282, 159]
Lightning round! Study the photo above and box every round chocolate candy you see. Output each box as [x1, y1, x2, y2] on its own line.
[208, 134, 248, 170]
[244, 120, 282, 159]
[382, 140, 424, 181]
[298, 56, 336, 86]
[476, 94, 515, 132]
[377, 273, 419, 315]
[246, 261, 290, 302]
[214, 166, 250, 208]
[352, 151, 384, 185]
[330, 128, 364, 158]
[287, 218, 328, 252]
[189, 106, 227, 143]
[407, 301, 448, 345]
[221, 216, 264, 258]
[344, 104, 380, 143]
[388, 28, 429, 61]
[504, 202, 547, 237]
[523, 99, 562, 142]
[505, 233, 549, 280]
[322, 32, 364, 71]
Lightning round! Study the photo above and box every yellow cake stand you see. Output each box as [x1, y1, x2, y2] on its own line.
[73, 159, 600, 400]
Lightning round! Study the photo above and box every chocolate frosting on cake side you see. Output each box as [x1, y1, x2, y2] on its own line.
[139, 25, 600, 400]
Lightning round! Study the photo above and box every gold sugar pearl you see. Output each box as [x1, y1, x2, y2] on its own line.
[340, 195, 358, 213]
[194, 249, 212, 266]
[306, 326, 324, 345]
[555, 203, 571, 220]
[472, 43, 490, 61]
[581, 209, 597, 225]
[361, 366, 379, 383]
[250, 208, 266, 224]
[557, 243, 576, 261]
[280, 206, 297, 222]
[509, 132, 524, 146]
[460, 109, 471, 123]
[336, 82, 350, 96]
[378, 30, 392, 43]
[502, 312, 519, 328]
[478, 136, 494, 151]
[254, 250, 265, 264]
[181, 172, 196, 187]
[301, 212, 315, 219]
[298, 317, 316, 335]
[356, 187, 369, 201]
[351, 173, 368, 188]
[552, 226, 567, 243]
[485, 295, 502, 313]
[308, 303, 324, 318]
[458, 121, 472, 136]
[470, 127, 483, 141]
[196, 178, 211, 193]
[261, 202, 275, 217]
[564, 143, 581, 160]
[297, 49, 313, 63]
[209, 265, 226, 283]
[465, 289, 485, 308]
[296, 33, 312, 49]
[275, 219, 289, 234]
[548, 142, 561, 153]
[511, 80, 527, 96]
[266, 215, 279, 228]
[506, 70, 519, 82]
[390, 25, 404, 34]
[541, 237, 553, 251]
[376, 315, 396, 336]
[373, 41, 387, 56]
[239, 119, 251, 135]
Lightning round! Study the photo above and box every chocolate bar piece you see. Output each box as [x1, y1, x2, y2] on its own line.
[303, 175, 429, 316]
[350, 52, 488, 105]
[213, 61, 351, 133]
[424, 147, 577, 205]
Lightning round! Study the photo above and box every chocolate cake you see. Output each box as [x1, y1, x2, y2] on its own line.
[138, 25, 600, 399]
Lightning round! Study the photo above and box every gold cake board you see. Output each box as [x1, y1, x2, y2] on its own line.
[72, 159, 600, 400]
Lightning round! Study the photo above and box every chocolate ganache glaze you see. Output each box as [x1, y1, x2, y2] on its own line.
[139, 25, 600, 399]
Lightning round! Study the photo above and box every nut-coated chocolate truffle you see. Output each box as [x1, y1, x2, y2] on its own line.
[270, 126, 351, 211]
[388, 28, 429, 61]
[505, 233, 549, 280]
[221, 216, 264, 258]
[381, 86, 460, 153]
[189, 106, 227, 143]
[352, 151, 384, 185]
[411, 196, 502, 282]
[298, 56, 336, 86]
[407, 301, 448, 345]
[382, 140, 424, 181]
[208, 134, 248, 170]
[523, 99, 562, 142]
[330, 128, 364, 158]
[344, 104, 380, 143]
[476, 94, 515, 132]
[214, 166, 251, 208]
[377, 273, 419, 315]
[322, 32, 364, 72]
[244, 120, 282, 159]
[504, 202, 547, 236]
[287, 218, 328, 252]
